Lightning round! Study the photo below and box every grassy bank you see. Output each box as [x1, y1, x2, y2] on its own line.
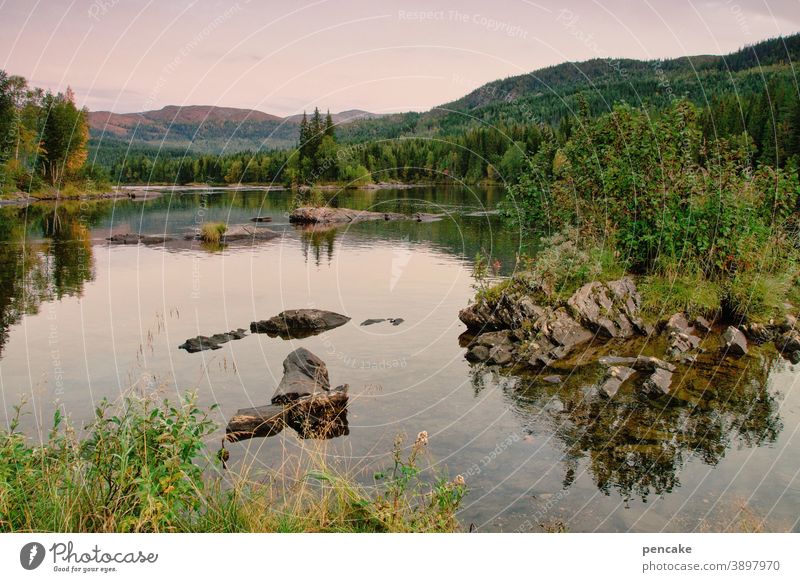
[0, 393, 465, 533]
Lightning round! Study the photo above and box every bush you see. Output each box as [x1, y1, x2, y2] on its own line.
[0, 394, 466, 533]
[200, 222, 227, 244]
[504, 99, 800, 320]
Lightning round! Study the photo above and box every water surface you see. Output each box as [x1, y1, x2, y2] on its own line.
[0, 186, 797, 532]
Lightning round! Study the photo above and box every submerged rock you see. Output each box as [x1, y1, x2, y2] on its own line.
[251, 309, 350, 339]
[722, 326, 748, 356]
[665, 313, 701, 358]
[360, 317, 404, 326]
[598, 366, 636, 398]
[290, 207, 407, 224]
[107, 233, 175, 245]
[640, 367, 674, 397]
[179, 328, 247, 353]
[598, 355, 676, 372]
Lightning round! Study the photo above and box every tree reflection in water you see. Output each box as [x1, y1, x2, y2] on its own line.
[470, 347, 783, 504]
[0, 204, 98, 355]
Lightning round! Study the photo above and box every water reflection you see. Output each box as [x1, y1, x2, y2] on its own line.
[0, 204, 98, 355]
[472, 346, 783, 503]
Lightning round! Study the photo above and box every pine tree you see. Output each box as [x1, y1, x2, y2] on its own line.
[324, 110, 335, 139]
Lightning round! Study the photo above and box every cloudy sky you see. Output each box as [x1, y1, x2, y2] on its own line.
[1, 0, 798, 115]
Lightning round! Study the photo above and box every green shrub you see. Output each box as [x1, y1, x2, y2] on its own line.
[0, 394, 465, 533]
[200, 222, 227, 244]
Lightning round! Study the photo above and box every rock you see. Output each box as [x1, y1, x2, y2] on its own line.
[360, 317, 404, 327]
[666, 312, 692, 335]
[722, 326, 748, 356]
[668, 331, 701, 357]
[272, 348, 331, 404]
[179, 328, 247, 353]
[598, 355, 676, 372]
[226, 349, 349, 441]
[540, 308, 594, 349]
[249, 216, 273, 222]
[465, 345, 490, 362]
[640, 367, 674, 397]
[225, 404, 285, 442]
[413, 212, 446, 222]
[790, 351, 800, 365]
[780, 314, 797, 332]
[107, 233, 174, 245]
[598, 366, 636, 398]
[543, 375, 562, 384]
[487, 345, 513, 366]
[458, 293, 546, 332]
[466, 330, 515, 365]
[184, 225, 279, 243]
[777, 330, 800, 353]
[693, 316, 712, 333]
[251, 309, 350, 339]
[566, 277, 647, 339]
[285, 385, 349, 439]
[742, 322, 776, 344]
[290, 207, 407, 224]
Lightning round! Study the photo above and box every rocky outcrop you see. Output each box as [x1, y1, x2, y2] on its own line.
[179, 329, 247, 353]
[185, 225, 279, 242]
[251, 309, 350, 339]
[722, 326, 748, 356]
[290, 207, 407, 224]
[226, 348, 348, 441]
[566, 277, 649, 338]
[107, 233, 175, 245]
[460, 277, 651, 369]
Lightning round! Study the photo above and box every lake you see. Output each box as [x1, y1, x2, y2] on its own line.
[0, 185, 798, 532]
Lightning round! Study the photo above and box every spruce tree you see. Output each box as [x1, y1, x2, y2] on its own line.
[324, 110, 335, 139]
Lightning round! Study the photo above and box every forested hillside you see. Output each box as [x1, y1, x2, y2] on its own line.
[93, 33, 800, 186]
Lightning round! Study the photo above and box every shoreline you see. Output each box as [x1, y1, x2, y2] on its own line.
[0, 181, 449, 207]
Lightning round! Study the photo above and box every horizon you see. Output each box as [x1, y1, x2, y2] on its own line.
[2, 0, 799, 116]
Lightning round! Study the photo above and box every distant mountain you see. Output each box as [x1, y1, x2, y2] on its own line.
[90, 32, 800, 155]
[89, 105, 384, 152]
[283, 109, 383, 124]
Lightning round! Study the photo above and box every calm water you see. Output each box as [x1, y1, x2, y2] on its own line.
[0, 186, 798, 532]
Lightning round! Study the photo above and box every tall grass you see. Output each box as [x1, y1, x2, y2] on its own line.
[199, 222, 227, 244]
[0, 393, 465, 533]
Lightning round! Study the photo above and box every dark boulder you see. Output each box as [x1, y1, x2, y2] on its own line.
[272, 347, 331, 404]
[251, 309, 350, 339]
[179, 328, 247, 353]
[722, 326, 748, 356]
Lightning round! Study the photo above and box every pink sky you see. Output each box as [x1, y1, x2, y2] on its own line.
[1, 0, 798, 116]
